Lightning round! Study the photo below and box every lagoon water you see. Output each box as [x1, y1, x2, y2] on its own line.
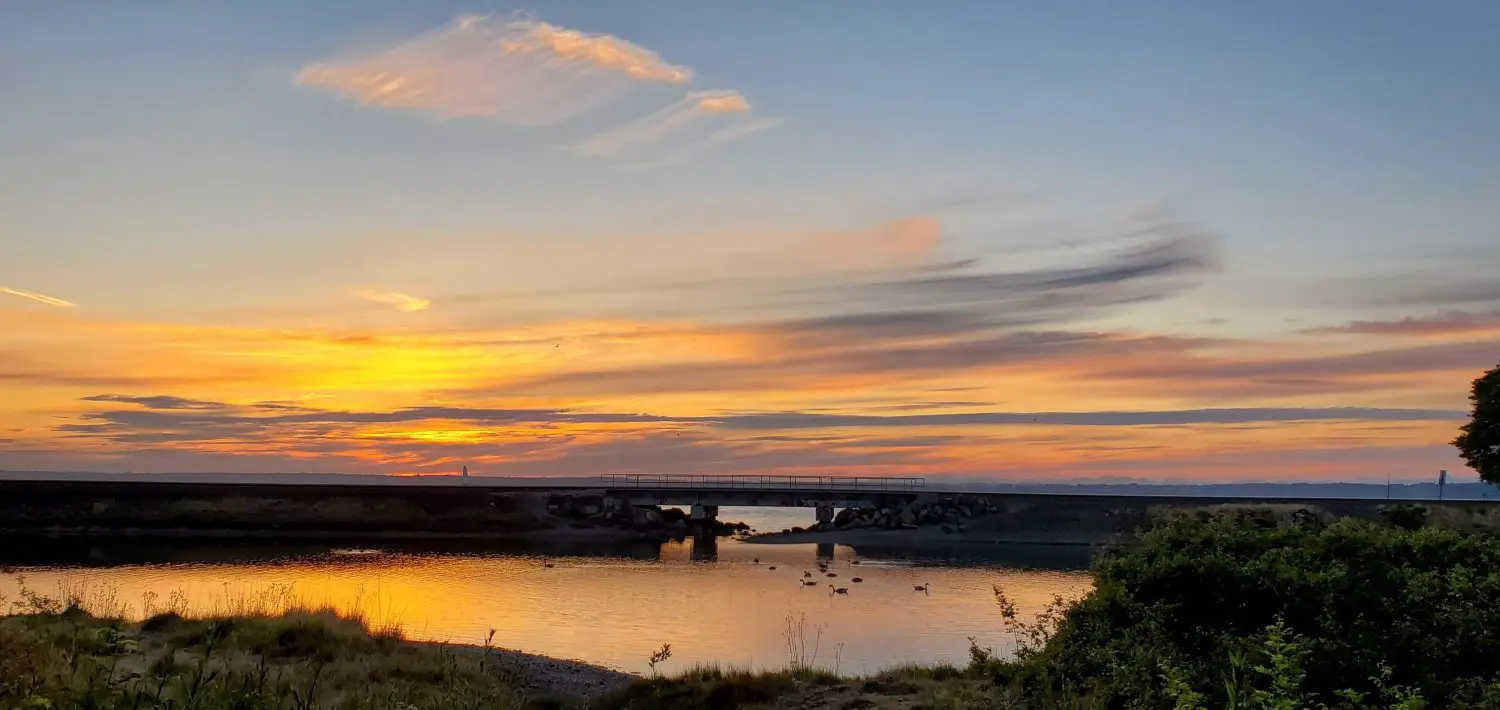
[0, 507, 1093, 675]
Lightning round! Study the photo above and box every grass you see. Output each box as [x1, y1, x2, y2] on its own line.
[0, 607, 1010, 709]
[592, 664, 1011, 710]
[0, 610, 539, 709]
[0, 578, 543, 710]
[1, 578, 1024, 709]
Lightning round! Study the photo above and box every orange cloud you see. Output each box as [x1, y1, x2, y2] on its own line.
[354, 289, 431, 312]
[798, 217, 943, 272]
[0, 216, 1484, 482]
[502, 20, 692, 84]
[696, 92, 750, 114]
[296, 14, 772, 166]
[296, 14, 689, 124]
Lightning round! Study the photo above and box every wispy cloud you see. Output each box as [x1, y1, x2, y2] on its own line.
[296, 14, 689, 125]
[1, 286, 76, 308]
[37, 395, 1463, 481]
[355, 289, 431, 312]
[570, 90, 776, 159]
[500, 18, 692, 83]
[1307, 310, 1500, 339]
[81, 394, 228, 410]
[297, 14, 775, 166]
[695, 93, 750, 114]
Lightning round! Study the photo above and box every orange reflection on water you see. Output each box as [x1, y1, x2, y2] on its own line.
[0, 540, 1092, 674]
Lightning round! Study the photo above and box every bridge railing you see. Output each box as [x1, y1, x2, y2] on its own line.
[600, 474, 925, 492]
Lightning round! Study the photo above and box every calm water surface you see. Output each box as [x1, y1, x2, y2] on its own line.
[0, 508, 1094, 674]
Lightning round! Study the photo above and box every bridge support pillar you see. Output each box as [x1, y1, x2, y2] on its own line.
[691, 504, 719, 521]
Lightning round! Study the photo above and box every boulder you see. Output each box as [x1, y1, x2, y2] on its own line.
[899, 505, 916, 526]
[941, 524, 954, 534]
[959, 506, 972, 518]
[833, 508, 858, 528]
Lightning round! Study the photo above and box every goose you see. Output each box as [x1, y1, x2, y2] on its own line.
[829, 585, 849, 595]
[768, 566, 777, 571]
[851, 577, 864, 583]
[803, 571, 812, 578]
[850, 560, 861, 565]
[753, 557, 760, 564]
[914, 583, 930, 593]
[801, 579, 819, 586]
[826, 573, 837, 578]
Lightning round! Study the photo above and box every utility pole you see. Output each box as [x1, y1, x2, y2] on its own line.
[1439, 469, 1447, 501]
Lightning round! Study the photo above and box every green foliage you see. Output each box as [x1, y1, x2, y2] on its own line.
[1027, 511, 1500, 707]
[1454, 362, 1500, 483]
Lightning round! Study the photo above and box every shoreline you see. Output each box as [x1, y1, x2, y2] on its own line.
[412, 640, 637, 700]
[0, 524, 1121, 553]
[744, 528, 1124, 547]
[0, 525, 693, 542]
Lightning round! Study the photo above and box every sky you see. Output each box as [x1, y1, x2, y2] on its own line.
[2, 1, 1498, 482]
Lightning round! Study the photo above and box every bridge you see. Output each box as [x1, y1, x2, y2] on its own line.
[598, 474, 926, 524]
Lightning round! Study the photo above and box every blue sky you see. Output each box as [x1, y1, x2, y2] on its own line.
[2, 1, 1497, 480]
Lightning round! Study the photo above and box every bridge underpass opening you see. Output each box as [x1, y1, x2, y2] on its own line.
[717, 506, 827, 534]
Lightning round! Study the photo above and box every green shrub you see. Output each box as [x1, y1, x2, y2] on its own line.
[1026, 512, 1500, 707]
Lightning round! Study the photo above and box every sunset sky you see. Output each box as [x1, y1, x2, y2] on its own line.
[3, 1, 1498, 481]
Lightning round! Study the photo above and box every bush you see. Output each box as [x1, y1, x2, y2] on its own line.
[1024, 512, 1500, 707]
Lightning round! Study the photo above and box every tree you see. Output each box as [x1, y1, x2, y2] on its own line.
[1454, 362, 1500, 484]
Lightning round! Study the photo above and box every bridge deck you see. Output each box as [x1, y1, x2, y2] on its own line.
[599, 473, 924, 492]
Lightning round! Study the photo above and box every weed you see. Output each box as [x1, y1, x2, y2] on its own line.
[647, 643, 673, 676]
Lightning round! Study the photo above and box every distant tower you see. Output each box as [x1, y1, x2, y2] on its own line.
[1439, 469, 1448, 500]
[462, 465, 469, 479]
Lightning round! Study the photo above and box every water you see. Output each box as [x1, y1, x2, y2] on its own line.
[0, 508, 1094, 675]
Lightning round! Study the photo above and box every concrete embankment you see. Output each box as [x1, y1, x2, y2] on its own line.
[0, 479, 741, 541]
